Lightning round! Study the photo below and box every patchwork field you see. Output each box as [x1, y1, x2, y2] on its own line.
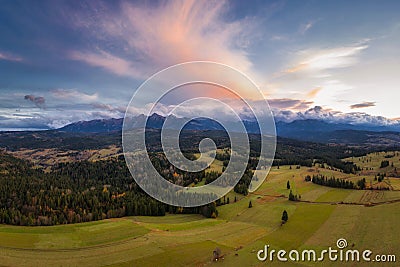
[0, 162, 399, 266]
[344, 151, 400, 190]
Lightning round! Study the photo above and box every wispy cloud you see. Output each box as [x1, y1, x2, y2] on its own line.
[269, 98, 313, 110]
[299, 21, 314, 35]
[67, 0, 255, 78]
[350, 101, 376, 109]
[0, 51, 22, 62]
[51, 89, 98, 102]
[69, 50, 141, 77]
[307, 87, 322, 98]
[285, 43, 368, 74]
[268, 40, 369, 104]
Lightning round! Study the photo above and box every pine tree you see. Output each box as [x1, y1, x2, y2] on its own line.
[288, 190, 296, 201]
[281, 210, 288, 223]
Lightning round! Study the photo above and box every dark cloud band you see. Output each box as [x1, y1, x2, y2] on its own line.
[350, 102, 376, 109]
[24, 95, 46, 109]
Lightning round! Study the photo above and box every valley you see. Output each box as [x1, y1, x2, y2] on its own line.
[0, 154, 399, 266]
[0, 126, 399, 266]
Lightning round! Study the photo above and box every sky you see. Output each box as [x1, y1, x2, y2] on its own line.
[0, 0, 400, 130]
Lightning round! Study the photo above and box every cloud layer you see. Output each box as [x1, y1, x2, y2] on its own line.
[2, 98, 398, 131]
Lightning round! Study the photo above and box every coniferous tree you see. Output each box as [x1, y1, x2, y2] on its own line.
[288, 190, 295, 201]
[281, 210, 288, 224]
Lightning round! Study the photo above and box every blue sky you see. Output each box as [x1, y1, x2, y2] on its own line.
[1, 0, 400, 130]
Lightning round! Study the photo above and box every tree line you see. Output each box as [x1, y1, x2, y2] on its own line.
[307, 174, 366, 190]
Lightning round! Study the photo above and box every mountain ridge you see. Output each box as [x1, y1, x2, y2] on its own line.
[59, 113, 400, 133]
[56, 114, 400, 146]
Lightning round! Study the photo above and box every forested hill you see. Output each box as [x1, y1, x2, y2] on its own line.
[0, 128, 394, 226]
[0, 152, 220, 226]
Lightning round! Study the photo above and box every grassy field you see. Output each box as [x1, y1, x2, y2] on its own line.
[1, 160, 400, 266]
[343, 151, 400, 190]
[344, 151, 400, 172]
[194, 150, 225, 174]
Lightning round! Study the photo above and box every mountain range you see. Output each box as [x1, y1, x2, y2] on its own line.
[58, 113, 400, 145]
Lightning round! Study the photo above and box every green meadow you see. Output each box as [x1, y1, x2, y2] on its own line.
[1, 157, 400, 266]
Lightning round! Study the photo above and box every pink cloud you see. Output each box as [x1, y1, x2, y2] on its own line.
[69, 50, 141, 77]
[68, 0, 254, 79]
